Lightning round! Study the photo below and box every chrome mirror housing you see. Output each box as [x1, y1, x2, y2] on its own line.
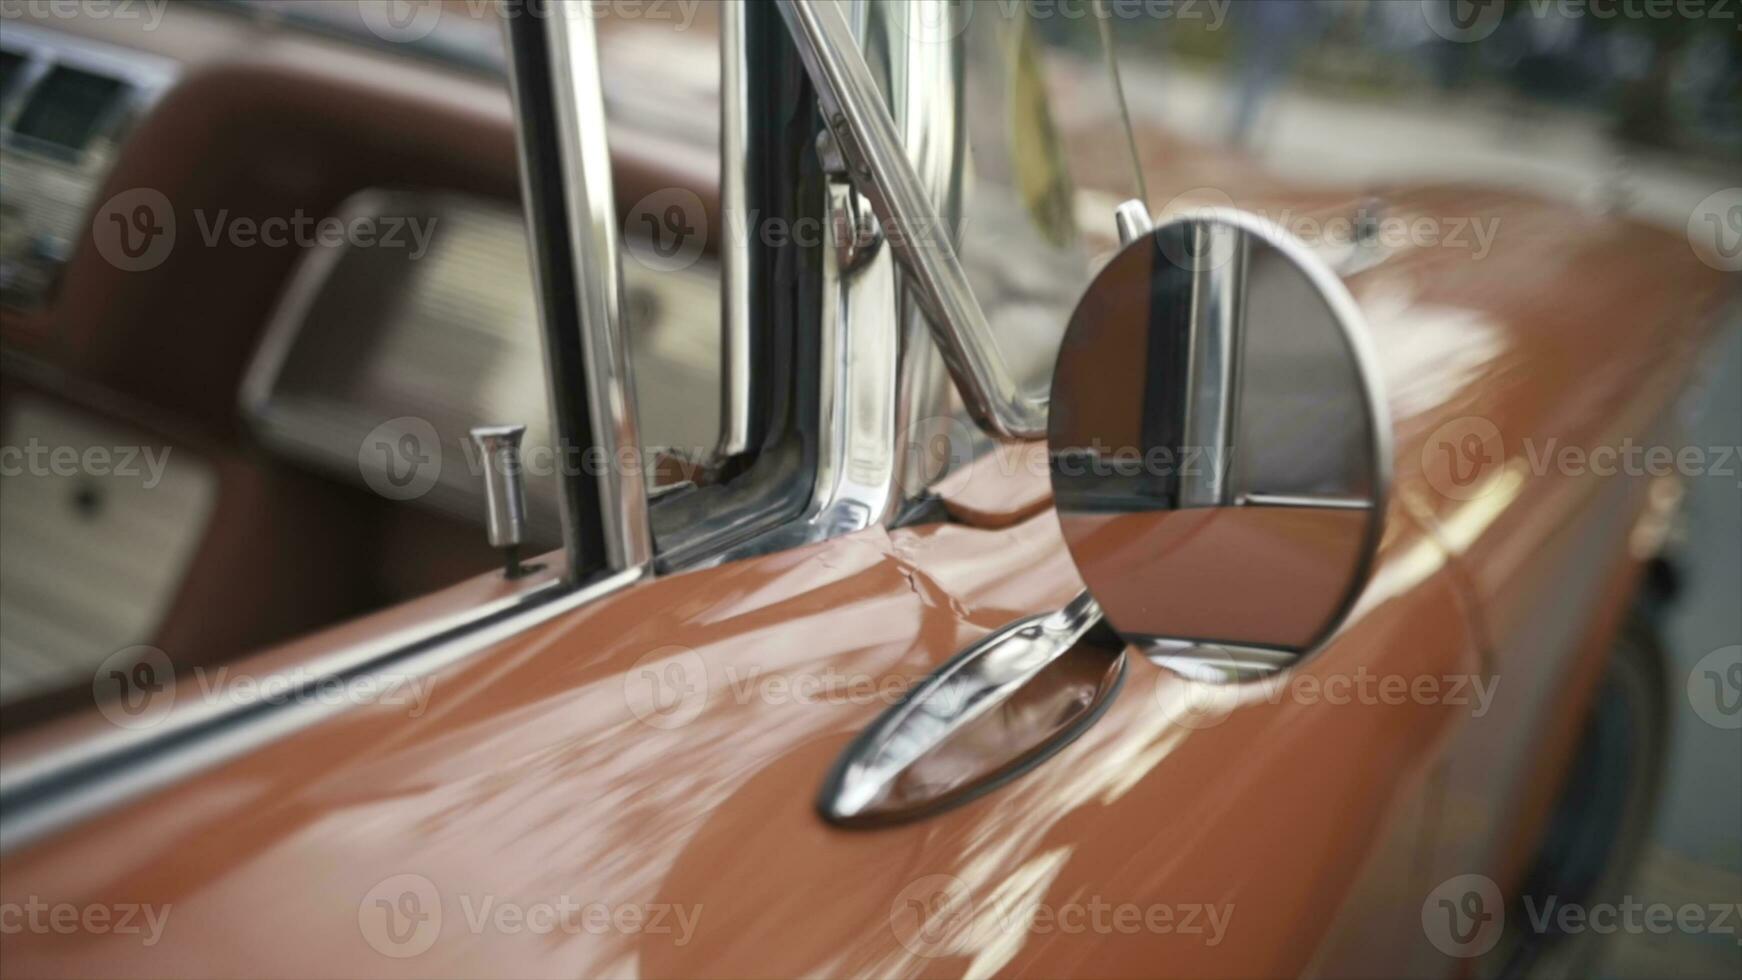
[1049, 210, 1392, 680]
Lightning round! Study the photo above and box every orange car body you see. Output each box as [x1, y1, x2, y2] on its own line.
[0, 184, 1726, 977]
[0, 5, 1731, 978]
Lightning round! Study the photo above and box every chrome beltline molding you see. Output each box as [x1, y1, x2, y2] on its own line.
[0, 568, 643, 854]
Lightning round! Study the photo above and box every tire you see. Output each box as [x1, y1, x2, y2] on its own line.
[1495, 614, 1671, 980]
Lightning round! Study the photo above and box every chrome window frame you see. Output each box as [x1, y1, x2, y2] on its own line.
[651, 0, 976, 568]
[527, 0, 653, 578]
[0, 0, 982, 853]
[778, 0, 1050, 441]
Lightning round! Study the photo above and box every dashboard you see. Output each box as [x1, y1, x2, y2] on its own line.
[0, 23, 175, 311]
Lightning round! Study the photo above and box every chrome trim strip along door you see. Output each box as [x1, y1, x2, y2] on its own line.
[778, 0, 1048, 441]
[716, 0, 755, 460]
[0, 569, 640, 854]
[543, 1, 653, 575]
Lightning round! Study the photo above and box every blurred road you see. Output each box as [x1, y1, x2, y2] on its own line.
[1618, 322, 1742, 980]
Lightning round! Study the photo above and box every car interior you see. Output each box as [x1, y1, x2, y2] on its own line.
[0, 1, 731, 727]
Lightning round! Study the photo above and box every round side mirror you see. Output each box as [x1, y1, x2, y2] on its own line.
[1049, 210, 1392, 681]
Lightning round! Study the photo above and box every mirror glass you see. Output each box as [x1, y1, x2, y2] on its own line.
[1048, 211, 1390, 665]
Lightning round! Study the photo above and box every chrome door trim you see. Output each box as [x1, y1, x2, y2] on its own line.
[542, 1, 653, 575]
[777, 0, 1049, 441]
[716, 0, 755, 460]
[818, 591, 1123, 826]
[811, 178, 903, 531]
[0, 567, 642, 854]
[684, 0, 967, 563]
[696, 109, 904, 562]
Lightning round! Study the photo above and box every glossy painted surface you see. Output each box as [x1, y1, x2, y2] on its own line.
[1, 189, 1730, 979]
[0, 502, 1475, 978]
[1062, 507, 1370, 649]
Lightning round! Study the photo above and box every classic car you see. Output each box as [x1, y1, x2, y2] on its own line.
[0, 1, 1733, 978]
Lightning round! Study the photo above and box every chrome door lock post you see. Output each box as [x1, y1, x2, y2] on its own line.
[470, 424, 531, 578]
